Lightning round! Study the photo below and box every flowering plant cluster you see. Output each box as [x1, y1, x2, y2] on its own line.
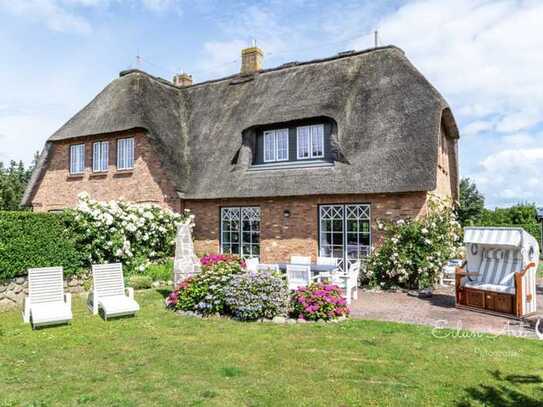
[290, 282, 349, 321]
[365, 194, 462, 289]
[167, 254, 245, 315]
[67, 192, 194, 272]
[224, 271, 289, 321]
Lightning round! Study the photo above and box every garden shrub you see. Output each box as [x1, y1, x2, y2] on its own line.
[0, 211, 85, 279]
[144, 259, 174, 282]
[167, 254, 244, 315]
[224, 271, 289, 321]
[127, 275, 153, 289]
[65, 192, 193, 273]
[365, 194, 462, 289]
[290, 282, 349, 321]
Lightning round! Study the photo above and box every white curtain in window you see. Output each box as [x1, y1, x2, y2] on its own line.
[297, 126, 310, 158]
[70, 144, 84, 174]
[93, 142, 108, 172]
[276, 129, 289, 161]
[117, 138, 134, 169]
[263, 131, 275, 162]
[311, 124, 324, 157]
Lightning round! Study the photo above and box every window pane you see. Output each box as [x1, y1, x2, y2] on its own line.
[263, 131, 275, 162]
[311, 125, 324, 158]
[117, 138, 134, 170]
[70, 144, 85, 174]
[297, 126, 310, 159]
[276, 129, 288, 161]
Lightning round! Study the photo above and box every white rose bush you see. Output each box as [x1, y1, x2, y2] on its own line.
[66, 192, 194, 273]
[364, 194, 462, 289]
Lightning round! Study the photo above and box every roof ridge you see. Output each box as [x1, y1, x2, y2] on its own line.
[118, 45, 404, 90]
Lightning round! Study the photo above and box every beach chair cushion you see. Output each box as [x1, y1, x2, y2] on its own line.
[463, 248, 521, 294]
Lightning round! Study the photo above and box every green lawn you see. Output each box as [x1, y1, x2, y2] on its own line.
[1, 291, 543, 407]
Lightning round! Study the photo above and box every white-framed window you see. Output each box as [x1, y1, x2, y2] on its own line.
[69, 144, 85, 174]
[263, 128, 289, 162]
[117, 137, 135, 170]
[220, 207, 261, 259]
[92, 141, 109, 172]
[297, 124, 324, 159]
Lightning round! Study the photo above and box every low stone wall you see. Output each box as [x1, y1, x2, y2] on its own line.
[0, 274, 89, 311]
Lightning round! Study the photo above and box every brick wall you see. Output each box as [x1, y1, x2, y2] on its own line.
[183, 192, 428, 264]
[30, 130, 180, 212]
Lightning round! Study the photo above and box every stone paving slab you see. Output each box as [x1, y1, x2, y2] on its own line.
[350, 286, 541, 339]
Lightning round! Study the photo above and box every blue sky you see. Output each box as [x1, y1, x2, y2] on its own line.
[0, 0, 542, 208]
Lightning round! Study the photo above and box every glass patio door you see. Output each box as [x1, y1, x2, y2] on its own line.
[220, 207, 261, 259]
[319, 204, 371, 272]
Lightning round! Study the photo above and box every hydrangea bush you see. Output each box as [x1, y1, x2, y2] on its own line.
[224, 271, 289, 321]
[167, 254, 245, 315]
[290, 282, 349, 321]
[67, 192, 194, 272]
[365, 194, 462, 289]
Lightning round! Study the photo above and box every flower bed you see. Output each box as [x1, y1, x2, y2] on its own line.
[290, 282, 349, 321]
[167, 254, 350, 322]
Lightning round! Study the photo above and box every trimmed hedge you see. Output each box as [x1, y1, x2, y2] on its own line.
[0, 211, 85, 280]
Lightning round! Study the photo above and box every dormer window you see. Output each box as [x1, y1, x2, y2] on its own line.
[297, 124, 324, 159]
[263, 129, 288, 162]
[249, 117, 336, 169]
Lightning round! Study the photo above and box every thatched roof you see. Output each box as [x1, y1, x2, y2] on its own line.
[22, 45, 459, 205]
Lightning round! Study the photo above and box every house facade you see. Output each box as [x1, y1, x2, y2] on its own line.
[23, 45, 459, 270]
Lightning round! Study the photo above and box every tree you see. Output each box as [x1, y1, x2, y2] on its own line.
[0, 156, 36, 211]
[457, 178, 485, 226]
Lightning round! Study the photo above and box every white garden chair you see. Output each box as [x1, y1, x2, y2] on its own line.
[290, 255, 311, 265]
[333, 261, 360, 305]
[23, 267, 72, 328]
[245, 257, 259, 272]
[286, 264, 317, 290]
[316, 256, 339, 282]
[89, 263, 139, 320]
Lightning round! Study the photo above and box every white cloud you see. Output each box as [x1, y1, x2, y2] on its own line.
[496, 109, 542, 133]
[462, 120, 494, 137]
[0, 0, 92, 33]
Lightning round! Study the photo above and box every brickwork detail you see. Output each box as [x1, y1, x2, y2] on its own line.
[30, 130, 179, 212]
[184, 192, 428, 264]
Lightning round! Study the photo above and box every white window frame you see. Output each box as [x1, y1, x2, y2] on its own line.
[263, 129, 289, 163]
[117, 137, 135, 170]
[92, 141, 109, 172]
[69, 144, 85, 175]
[297, 124, 324, 160]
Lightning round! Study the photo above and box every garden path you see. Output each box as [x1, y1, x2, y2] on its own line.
[350, 285, 543, 339]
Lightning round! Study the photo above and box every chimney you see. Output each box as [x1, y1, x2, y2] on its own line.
[173, 72, 193, 87]
[240, 43, 263, 75]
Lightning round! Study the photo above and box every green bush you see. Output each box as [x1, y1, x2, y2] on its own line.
[144, 259, 173, 282]
[127, 275, 153, 289]
[0, 211, 85, 280]
[366, 195, 462, 289]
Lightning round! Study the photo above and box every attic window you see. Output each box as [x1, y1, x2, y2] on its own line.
[297, 124, 324, 159]
[263, 129, 288, 162]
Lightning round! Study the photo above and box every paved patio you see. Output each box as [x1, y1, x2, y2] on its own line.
[350, 285, 543, 338]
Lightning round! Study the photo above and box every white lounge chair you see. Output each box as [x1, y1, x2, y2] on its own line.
[89, 263, 139, 320]
[23, 267, 72, 328]
[286, 264, 317, 290]
[334, 261, 360, 305]
[290, 255, 311, 265]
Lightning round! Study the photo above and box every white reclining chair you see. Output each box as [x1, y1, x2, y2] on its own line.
[245, 257, 260, 272]
[89, 263, 139, 320]
[23, 267, 72, 328]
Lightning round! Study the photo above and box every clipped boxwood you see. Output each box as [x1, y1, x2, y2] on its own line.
[0, 211, 85, 280]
